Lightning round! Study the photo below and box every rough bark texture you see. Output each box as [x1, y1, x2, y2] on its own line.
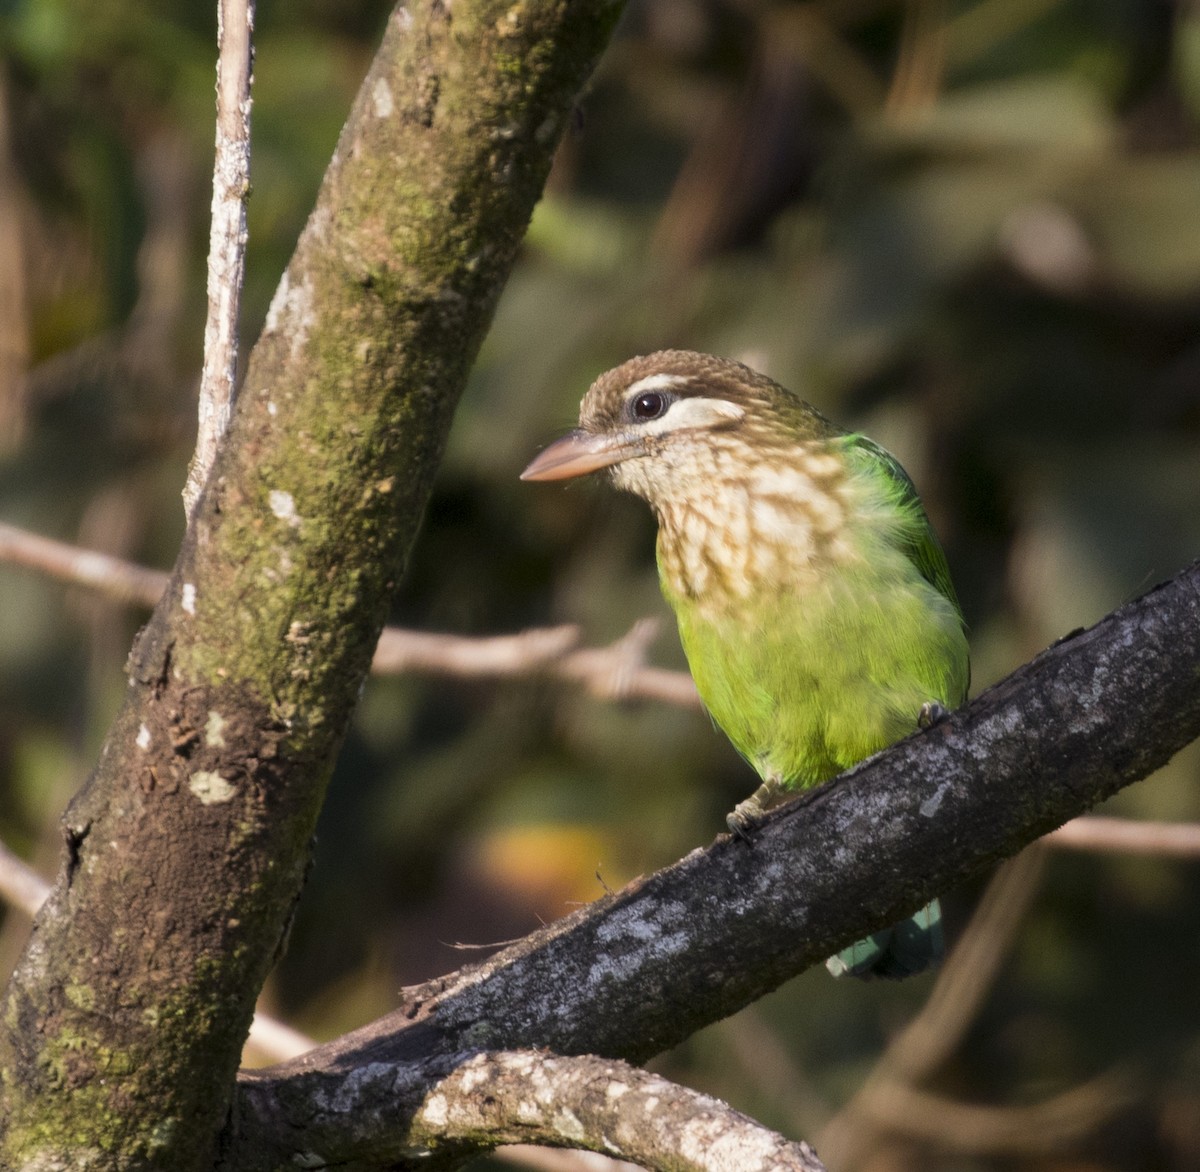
[184, 0, 256, 516]
[234, 1051, 831, 1171]
[413, 1051, 828, 1171]
[0, 1, 622, 1167]
[232, 561, 1200, 1168]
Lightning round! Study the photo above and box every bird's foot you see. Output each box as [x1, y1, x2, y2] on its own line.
[918, 700, 949, 730]
[726, 800, 765, 841]
[726, 775, 785, 841]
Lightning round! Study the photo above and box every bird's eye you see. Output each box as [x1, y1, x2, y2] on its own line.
[631, 391, 669, 421]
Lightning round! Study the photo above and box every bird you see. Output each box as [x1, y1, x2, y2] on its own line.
[521, 350, 969, 979]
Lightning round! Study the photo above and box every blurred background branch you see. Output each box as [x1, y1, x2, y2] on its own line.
[0, 519, 700, 702]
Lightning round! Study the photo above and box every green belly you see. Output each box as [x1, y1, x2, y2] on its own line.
[666, 563, 968, 789]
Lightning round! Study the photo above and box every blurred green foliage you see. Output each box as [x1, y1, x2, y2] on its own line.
[2, 0, 1200, 1167]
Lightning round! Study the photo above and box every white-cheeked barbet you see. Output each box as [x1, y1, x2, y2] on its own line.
[522, 351, 969, 978]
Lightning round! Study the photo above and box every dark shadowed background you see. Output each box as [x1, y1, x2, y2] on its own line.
[2, 0, 1200, 1167]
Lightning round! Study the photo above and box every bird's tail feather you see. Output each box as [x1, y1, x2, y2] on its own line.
[824, 899, 943, 980]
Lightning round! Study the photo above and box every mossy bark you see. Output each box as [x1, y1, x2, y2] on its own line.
[0, 0, 622, 1167]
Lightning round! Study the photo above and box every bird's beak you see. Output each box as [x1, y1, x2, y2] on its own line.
[520, 429, 640, 482]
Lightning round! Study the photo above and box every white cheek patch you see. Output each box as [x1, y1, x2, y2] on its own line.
[634, 395, 746, 438]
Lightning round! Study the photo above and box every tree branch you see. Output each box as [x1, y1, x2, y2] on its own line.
[495, 1147, 642, 1172]
[853, 1071, 1135, 1157]
[0, 520, 170, 608]
[0, 1, 624, 1166]
[0, 519, 702, 703]
[1044, 814, 1200, 857]
[0, 839, 51, 922]
[230, 561, 1200, 1167]
[0, 834, 315, 1065]
[184, 0, 255, 516]
[416, 1052, 825, 1171]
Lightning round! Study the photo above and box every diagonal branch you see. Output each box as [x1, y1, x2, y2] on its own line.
[231, 560, 1200, 1167]
[852, 1071, 1134, 1157]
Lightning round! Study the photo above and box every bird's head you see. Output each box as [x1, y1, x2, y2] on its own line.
[520, 350, 832, 508]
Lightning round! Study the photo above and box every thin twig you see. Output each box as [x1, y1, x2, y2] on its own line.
[372, 623, 582, 676]
[1044, 815, 1200, 857]
[0, 521, 168, 607]
[857, 1071, 1135, 1157]
[0, 836, 313, 1064]
[0, 520, 700, 704]
[494, 1147, 645, 1172]
[240, 1014, 316, 1064]
[884, 0, 947, 118]
[0, 838, 49, 920]
[183, 0, 255, 516]
[551, 617, 693, 705]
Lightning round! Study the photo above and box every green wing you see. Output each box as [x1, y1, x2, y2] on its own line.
[839, 434, 962, 616]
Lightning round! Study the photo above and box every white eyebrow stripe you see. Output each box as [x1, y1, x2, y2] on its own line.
[634, 395, 745, 437]
[625, 373, 693, 397]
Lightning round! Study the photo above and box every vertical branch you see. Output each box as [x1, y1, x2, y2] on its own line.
[884, 0, 947, 119]
[0, 70, 29, 451]
[184, 0, 256, 517]
[0, 835, 314, 1064]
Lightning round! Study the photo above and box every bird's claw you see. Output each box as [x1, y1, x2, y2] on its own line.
[726, 804, 763, 841]
[918, 701, 949, 730]
[727, 778, 782, 841]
